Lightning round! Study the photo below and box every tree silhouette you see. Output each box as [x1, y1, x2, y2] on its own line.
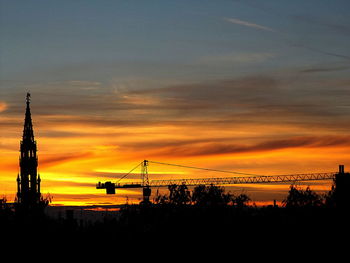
[153, 189, 169, 205]
[192, 184, 233, 206]
[233, 193, 251, 208]
[153, 184, 249, 208]
[0, 197, 12, 215]
[282, 184, 324, 208]
[167, 184, 191, 205]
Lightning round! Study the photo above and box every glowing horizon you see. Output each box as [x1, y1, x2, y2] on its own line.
[0, 105, 345, 206]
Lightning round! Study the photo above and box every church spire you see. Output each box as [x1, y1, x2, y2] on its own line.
[16, 93, 41, 210]
[23, 92, 34, 142]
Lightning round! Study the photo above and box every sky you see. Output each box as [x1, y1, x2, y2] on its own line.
[1, 0, 350, 206]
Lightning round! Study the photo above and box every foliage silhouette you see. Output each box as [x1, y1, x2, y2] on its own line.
[282, 184, 324, 208]
[168, 184, 192, 205]
[154, 184, 192, 205]
[192, 184, 233, 206]
[233, 193, 251, 208]
[14, 193, 52, 216]
[154, 183, 251, 208]
[0, 197, 13, 220]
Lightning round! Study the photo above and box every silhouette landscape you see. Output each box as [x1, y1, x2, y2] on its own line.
[1, 92, 349, 250]
[1, 0, 350, 250]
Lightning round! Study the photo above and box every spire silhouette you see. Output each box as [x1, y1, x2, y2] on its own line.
[16, 92, 41, 209]
[23, 92, 34, 142]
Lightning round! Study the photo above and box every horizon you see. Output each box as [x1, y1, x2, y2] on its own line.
[1, 0, 350, 206]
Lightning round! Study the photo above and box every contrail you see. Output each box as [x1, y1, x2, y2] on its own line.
[227, 0, 350, 61]
[291, 44, 350, 61]
[223, 17, 275, 32]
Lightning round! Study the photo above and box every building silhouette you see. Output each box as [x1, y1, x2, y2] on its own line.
[333, 165, 350, 209]
[16, 93, 41, 210]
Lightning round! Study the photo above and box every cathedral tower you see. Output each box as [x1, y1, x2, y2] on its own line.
[16, 93, 41, 209]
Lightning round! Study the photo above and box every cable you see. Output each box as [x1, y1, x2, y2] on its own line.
[116, 161, 143, 183]
[148, 160, 266, 177]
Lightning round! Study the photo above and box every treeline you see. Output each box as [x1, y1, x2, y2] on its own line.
[152, 184, 251, 208]
[148, 183, 337, 209]
[283, 184, 337, 208]
[0, 182, 348, 248]
[0, 181, 342, 221]
[110, 183, 346, 247]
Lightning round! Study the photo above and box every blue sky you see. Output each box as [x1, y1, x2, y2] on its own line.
[1, 0, 349, 85]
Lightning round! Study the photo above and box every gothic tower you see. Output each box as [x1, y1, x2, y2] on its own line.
[16, 93, 41, 209]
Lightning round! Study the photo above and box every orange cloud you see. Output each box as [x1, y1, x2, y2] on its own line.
[40, 152, 94, 168]
[0, 101, 7, 112]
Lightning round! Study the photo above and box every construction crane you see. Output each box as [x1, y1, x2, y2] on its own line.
[96, 160, 339, 202]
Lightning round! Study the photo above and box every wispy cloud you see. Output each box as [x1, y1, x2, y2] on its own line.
[291, 14, 350, 35]
[300, 65, 350, 74]
[40, 152, 94, 168]
[152, 135, 350, 157]
[223, 17, 275, 32]
[223, 14, 349, 61]
[198, 52, 275, 65]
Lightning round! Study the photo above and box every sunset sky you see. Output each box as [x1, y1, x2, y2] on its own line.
[1, 0, 350, 206]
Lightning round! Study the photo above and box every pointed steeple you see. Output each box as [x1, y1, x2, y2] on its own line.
[16, 93, 41, 210]
[23, 92, 35, 142]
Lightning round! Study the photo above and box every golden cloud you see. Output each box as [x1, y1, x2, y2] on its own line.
[0, 101, 7, 112]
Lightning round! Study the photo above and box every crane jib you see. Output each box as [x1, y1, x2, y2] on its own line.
[96, 172, 336, 194]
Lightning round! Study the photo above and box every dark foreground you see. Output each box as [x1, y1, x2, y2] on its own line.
[1, 204, 349, 251]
